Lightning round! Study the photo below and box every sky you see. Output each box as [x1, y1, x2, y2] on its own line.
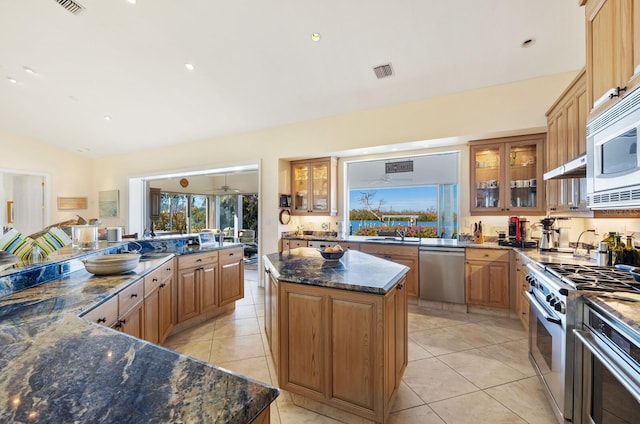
[349, 186, 439, 212]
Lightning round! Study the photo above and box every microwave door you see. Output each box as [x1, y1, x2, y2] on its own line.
[592, 121, 640, 193]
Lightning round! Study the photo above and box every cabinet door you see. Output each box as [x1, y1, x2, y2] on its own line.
[219, 248, 244, 306]
[144, 287, 160, 344]
[292, 163, 311, 214]
[506, 138, 544, 212]
[177, 267, 199, 322]
[200, 264, 218, 314]
[465, 260, 487, 305]
[394, 278, 407, 392]
[119, 302, 144, 339]
[391, 256, 418, 297]
[470, 143, 504, 212]
[158, 278, 173, 344]
[586, 0, 630, 115]
[485, 262, 509, 308]
[264, 269, 279, 371]
[310, 161, 330, 213]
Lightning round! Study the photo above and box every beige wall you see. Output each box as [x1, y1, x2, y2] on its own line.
[0, 128, 95, 227]
[92, 71, 580, 255]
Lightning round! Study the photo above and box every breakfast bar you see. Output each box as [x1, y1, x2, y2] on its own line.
[263, 247, 409, 423]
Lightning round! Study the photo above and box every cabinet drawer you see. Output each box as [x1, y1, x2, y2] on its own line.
[178, 251, 218, 270]
[83, 296, 118, 327]
[219, 247, 244, 265]
[161, 258, 174, 281]
[360, 244, 418, 257]
[144, 267, 164, 295]
[465, 248, 510, 262]
[118, 279, 144, 315]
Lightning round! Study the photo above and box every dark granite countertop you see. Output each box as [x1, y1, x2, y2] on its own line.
[264, 247, 409, 294]
[0, 254, 278, 423]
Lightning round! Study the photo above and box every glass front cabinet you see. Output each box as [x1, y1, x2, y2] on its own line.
[470, 133, 545, 216]
[291, 157, 337, 216]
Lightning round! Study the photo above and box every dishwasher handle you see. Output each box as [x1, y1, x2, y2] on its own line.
[420, 248, 464, 255]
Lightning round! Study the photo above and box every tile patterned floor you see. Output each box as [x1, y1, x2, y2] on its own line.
[163, 267, 557, 423]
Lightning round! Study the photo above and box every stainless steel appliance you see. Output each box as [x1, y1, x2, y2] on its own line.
[419, 247, 465, 303]
[525, 263, 640, 423]
[574, 300, 640, 424]
[587, 87, 640, 209]
[539, 217, 559, 251]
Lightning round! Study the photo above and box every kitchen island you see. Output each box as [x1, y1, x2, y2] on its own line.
[0, 246, 278, 424]
[263, 247, 409, 424]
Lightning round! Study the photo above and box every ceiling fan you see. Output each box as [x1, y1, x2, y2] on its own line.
[212, 174, 240, 193]
[362, 173, 413, 185]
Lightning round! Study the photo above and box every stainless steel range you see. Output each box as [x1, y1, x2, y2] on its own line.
[525, 262, 640, 423]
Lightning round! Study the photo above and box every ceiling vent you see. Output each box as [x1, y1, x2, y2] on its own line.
[54, 0, 85, 15]
[373, 63, 394, 79]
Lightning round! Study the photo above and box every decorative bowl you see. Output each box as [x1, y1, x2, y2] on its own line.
[83, 253, 141, 275]
[317, 248, 345, 261]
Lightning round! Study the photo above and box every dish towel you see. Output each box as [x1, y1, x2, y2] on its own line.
[0, 229, 32, 259]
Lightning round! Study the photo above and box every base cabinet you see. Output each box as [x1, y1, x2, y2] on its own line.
[177, 252, 218, 323]
[513, 252, 530, 329]
[144, 260, 175, 344]
[267, 274, 407, 423]
[465, 249, 510, 309]
[360, 244, 419, 297]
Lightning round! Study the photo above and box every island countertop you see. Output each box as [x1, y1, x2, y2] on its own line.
[263, 247, 409, 294]
[0, 254, 278, 423]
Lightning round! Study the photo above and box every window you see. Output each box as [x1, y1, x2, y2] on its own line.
[346, 153, 459, 238]
[156, 193, 207, 234]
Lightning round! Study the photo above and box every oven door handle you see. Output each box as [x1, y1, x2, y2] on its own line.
[574, 329, 640, 404]
[525, 291, 562, 325]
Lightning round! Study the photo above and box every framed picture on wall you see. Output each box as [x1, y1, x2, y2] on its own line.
[6, 201, 13, 224]
[99, 190, 119, 218]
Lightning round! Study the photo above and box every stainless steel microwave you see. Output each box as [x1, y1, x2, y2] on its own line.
[587, 88, 640, 209]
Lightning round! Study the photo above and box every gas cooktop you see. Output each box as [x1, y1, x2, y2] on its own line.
[540, 263, 640, 292]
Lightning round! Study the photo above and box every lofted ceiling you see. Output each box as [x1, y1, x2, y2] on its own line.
[0, 0, 585, 159]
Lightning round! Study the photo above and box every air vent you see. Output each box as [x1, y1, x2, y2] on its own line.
[54, 0, 85, 15]
[373, 63, 394, 79]
[587, 86, 640, 136]
[588, 187, 640, 209]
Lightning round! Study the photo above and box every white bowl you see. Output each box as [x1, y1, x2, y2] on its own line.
[83, 253, 141, 275]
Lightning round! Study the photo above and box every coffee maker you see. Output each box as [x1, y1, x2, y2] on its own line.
[539, 217, 558, 251]
[502, 216, 534, 247]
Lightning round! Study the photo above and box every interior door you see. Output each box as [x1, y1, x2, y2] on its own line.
[13, 175, 45, 235]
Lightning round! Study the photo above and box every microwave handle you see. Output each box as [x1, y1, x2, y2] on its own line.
[574, 329, 640, 403]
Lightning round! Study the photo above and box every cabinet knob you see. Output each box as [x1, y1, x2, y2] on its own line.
[609, 86, 628, 99]
[396, 283, 404, 290]
[97, 317, 107, 324]
[160, 283, 166, 288]
[131, 293, 138, 298]
[196, 258, 203, 262]
[153, 278, 158, 282]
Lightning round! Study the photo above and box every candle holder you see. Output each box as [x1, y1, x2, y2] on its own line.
[72, 225, 99, 250]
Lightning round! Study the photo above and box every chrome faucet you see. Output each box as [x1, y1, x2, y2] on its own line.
[574, 229, 596, 256]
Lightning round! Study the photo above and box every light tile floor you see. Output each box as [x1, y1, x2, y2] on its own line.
[164, 266, 557, 423]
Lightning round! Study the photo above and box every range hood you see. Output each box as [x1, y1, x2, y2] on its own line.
[543, 154, 587, 180]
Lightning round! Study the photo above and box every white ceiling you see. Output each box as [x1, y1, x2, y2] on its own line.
[0, 0, 585, 159]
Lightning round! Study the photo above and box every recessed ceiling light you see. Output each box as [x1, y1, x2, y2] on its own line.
[104, 115, 112, 121]
[185, 63, 195, 71]
[311, 33, 321, 42]
[23, 66, 36, 74]
[127, 0, 136, 4]
[7, 77, 17, 84]
[521, 38, 536, 48]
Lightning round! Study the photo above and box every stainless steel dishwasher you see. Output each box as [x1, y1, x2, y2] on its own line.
[419, 247, 466, 303]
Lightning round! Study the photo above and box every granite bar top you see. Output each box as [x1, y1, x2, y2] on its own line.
[0, 254, 278, 423]
[264, 247, 409, 294]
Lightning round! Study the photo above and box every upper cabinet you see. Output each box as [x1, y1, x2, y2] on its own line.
[585, 0, 640, 117]
[291, 157, 337, 216]
[470, 133, 546, 216]
[546, 69, 590, 214]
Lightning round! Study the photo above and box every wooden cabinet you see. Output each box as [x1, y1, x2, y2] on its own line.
[290, 157, 337, 216]
[465, 248, 510, 309]
[177, 251, 218, 323]
[144, 259, 174, 344]
[585, 0, 640, 117]
[149, 187, 161, 220]
[470, 133, 546, 216]
[360, 244, 419, 297]
[218, 246, 244, 306]
[281, 239, 308, 251]
[513, 251, 530, 330]
[271, 277, 407, 423]
[116, 279, 145, 338]
[545, 69, 589, 214]
[338, 242, 360, 251]
[83, 295, 118, 327]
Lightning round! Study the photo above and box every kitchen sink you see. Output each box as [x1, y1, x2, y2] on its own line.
[366, 237, 420, 243]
